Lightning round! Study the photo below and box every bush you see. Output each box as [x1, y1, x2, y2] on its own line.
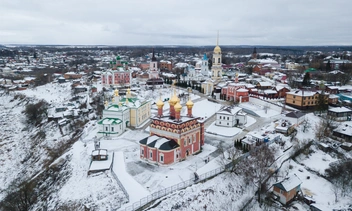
[24, 100, 48, 126]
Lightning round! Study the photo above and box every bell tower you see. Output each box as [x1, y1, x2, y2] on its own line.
[211, 31, 222, 80]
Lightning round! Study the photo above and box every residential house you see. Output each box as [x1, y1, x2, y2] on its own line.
[333, 124, 352, 142]
[274, 119, 295, 135]
[285, 90, 329, 109]
[327, 107, 352, 121]
[284, 111, 305, 126]
[274, 85, 290, 98]
[328, 94, 339, 105]
[273, 174, 302, 205]
[256, 81, 272, 90]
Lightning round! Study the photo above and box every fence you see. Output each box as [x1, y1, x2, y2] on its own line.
[120, 166, 225, 211]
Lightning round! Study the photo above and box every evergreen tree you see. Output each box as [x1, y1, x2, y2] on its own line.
[302, 72, 311, 86]
[326, 60, 331, 72]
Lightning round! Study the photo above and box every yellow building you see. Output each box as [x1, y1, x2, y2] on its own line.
[285, 90, 329, 109]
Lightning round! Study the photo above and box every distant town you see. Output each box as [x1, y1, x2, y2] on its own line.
[0, 43, 352, 211]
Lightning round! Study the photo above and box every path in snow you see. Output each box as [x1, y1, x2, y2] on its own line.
[113, 151, 150, 204]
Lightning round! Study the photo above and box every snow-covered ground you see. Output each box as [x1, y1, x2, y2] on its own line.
[15, 82, 73, 106]
[239, 102, 281, 117]
[295, 145, 338, 175]
[2, 79, 352, 211]
[205, 123, 242, 137]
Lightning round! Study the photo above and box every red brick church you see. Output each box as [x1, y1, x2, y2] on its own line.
[139, 90, 205, 165]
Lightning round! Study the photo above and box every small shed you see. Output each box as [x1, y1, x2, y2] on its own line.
[91, 149, 108, 161]
[273, 174, 302, 205]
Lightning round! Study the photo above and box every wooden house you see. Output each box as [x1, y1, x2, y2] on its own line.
[273, 174, 302, 205]
[327, 107, 352, 121]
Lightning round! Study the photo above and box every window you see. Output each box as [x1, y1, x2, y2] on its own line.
[111, 127, 114, 132]
[227, 123, 229, 125]
[227, 117, 229, 120]
[293, 96, 296, 98]
[141, 149, 144, 155]
[160, 155, 164, 162]
[105, 127, 108, 131]
[184, 140, 187, 146]
[188, 138, 191, 145]
[219, 121, 221, 124]
[293, 101, 295, 104]
[150, 152, 153, 158]
[218, 58, 220, 63]
[220, 116, 222, 120]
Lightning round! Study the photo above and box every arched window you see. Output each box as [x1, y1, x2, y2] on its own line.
[218, 58, 221, 63]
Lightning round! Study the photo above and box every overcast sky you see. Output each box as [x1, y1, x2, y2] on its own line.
[1, 0, 351, 46]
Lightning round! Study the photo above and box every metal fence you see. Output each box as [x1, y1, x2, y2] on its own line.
[119, 166, 225, 211]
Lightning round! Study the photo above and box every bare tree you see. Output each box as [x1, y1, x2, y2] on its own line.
[314, 116, 336, 141]
[217, 142, 242, 172]
[301, 118, 311, 133]
[236, 144, 276, 205]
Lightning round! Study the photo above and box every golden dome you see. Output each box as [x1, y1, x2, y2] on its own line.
[156, 98, 164, 108]
[114, 89, 119, 97]
[169, 91, 179, 105]
[214, 45, 221, 54]
[174, 102, 182, 112]
[186, 99, 194, 108]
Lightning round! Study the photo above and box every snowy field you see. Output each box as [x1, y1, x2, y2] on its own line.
[206, 123, 242, 137]
[295, 145, 338, 175]
[181, 99, 223, 119]
[239, 102, 281, 117]
[15, 82, 73, 106]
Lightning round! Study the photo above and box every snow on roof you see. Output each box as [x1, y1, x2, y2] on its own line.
[92, 149, 108, 156]
[264, 89, 277, 94]
[217, 106, 242, 115]
[146, 135, 160, 145]
[328, 107, 351, 113]
[275, 85, 284, 91]
[287, 90, 318, 96]
[334, 124, 352, 136]
[258, 81, 272, 86]
[154, 138, 170, 149]
[329, 94, 339, 99]
[237, 88, 248, 92]
[274, 174, 302, 192]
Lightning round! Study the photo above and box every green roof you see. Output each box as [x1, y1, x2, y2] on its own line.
[305, 68, 317, 73]
[98, 117, 122, 125]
